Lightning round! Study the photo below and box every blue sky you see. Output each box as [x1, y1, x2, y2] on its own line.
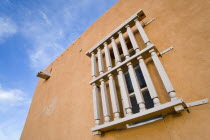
[0, 0, 118, 139]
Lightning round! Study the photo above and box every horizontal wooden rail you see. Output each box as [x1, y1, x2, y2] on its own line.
[86, 9, 146, 56]
[89, 44, 158, 85]
[91, 99, 186, 132]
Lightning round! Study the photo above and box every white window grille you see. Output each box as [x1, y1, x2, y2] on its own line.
[86, 9, 187, 135]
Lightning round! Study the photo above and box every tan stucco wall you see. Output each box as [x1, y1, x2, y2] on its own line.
[21, 0, 210, 139]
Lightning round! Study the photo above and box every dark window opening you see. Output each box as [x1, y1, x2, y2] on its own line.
[124, 65, 162, 127]
[143, 90, 154, 109]
[130, 96, 139, 114]
[124, 65, 147, 94]
[130, 90, 154, 114]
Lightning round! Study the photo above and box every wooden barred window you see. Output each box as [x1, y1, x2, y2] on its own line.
[86, 10, 187, 135]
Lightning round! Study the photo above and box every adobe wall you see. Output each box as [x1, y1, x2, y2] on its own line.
[21, 0, 210, 139]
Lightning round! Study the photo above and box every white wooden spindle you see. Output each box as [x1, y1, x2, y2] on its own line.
[92, 83, 100, 125]
[104, 41, 120, 119]
[91, 52, 97, 78]
[126, 25, 140, 52]
[97, 47, 105, 75]
[108, 74, 120, 120]
[117, 68, 132, 115]
[104, 42, 112, 70]
[118, 31, 130, 59]
[137, 56, 160, 106]
[134, 19, 151, 47]
[127, 21, 161, 106]
[100, 79, 111, 122]
[150, 49, 178, 101]
[111, 37, 121, 65]
[127, 62, 146, 111]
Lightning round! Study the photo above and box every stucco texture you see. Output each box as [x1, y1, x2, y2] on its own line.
[21, 0, 210, 139]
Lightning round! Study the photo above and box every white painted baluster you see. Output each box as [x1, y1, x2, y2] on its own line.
[104, 42, 112, 70]
[97, 47, 105, 75]
[118, 31, 130, 59]
[118, 28, 146, 111]
[126, 25, 140, 52]
[104, 41, 121, 119]
[117, 68, 132, 115]
[111, 37, 121, 65]
[91, 52, 97, 78]
[108, 74, 120, 120]
[127, 62, 146, 111]
[100, 79, 111, 122]
[134, 19, 151, 47]
[111, 36, 132, 115]
[137, 56, 161, 106]
[150, 49, 178, 101]
[91, 52, 101, 125]
[92, 83, 100, 125]
[126, 24, 161, 106]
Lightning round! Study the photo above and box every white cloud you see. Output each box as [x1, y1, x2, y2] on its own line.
[0, 85, 24, 102]
[0, 17, 17, 43]
[0, 84, 30, 140]
[0, 89, 23, 101]
[19, 0, 116, 71]
[39, 10, 51, 25]
[0, 84, 30, 111]
[21, 19, 68, 70]
[0, 125, 20, 140]
[20, 9, 74, 70]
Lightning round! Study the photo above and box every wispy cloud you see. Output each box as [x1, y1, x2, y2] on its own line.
[0, 84, 30, 140]
[0, 17, 17, 44]
[39, 10, 51, 25]
[19, 0, 118, 71]
[0, 84, 30, 112]
[0, 88, 23, 102]
[22, 19, 67, 69]
[20, 8, 78, 70]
